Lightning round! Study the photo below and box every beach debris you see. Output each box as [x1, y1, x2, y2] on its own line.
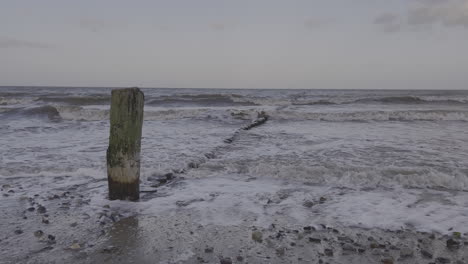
[252, 231, 263, 243]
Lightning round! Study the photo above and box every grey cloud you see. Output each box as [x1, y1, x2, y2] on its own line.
[408, 0, 468, 27]
[210, 23, 226, 31]
[375, 0, 468, 32]
[374, 13, 401, 33]
[0, 37, 53, 49]
[304, 18, 325, 30]
[383, 23, 401, 33]
[374, 13, 399, 25]
[79, 18, 113, 32]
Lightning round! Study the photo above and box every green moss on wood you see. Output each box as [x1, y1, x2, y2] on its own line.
[106, 87, 144, 200]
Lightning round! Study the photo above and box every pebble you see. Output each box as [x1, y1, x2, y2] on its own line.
[342, 244, 356, 252]
[236, 256, 243, 262]
[324, 248, 333, 257]
[14, 229, 23, 235]
[70, 243, 81, 250]
[251, 231, 263, 243]
[37, 205, 46, 214]
[101, 246, 118, 254]
[399, 247, 413, 258]
[275, 248, 285, 256]
[34, 230, 44, 238]
[446, 239, 460, 250]
[370, 243, 386, 249]
[219, 257, 232, 264]
[309, 237, 321, 243]
[338, 236, 354, 243]
[436, 257, 451, 264]
[381, 258, 394, 264]
[204, 247, 214, 253]
[420, 249, 433, 259]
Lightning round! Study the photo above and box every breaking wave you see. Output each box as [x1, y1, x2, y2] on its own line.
[147, 94, 258, 107]
[0, 97, 37, 106]
[350, 96, 468, 105]
[273, 109, 468, 122]
[19, 105, 61, 120]
[11, 105, 466, 123]
[36, 95, 111, 105]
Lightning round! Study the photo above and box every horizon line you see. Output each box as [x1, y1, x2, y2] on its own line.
[1, 85, 467, 91]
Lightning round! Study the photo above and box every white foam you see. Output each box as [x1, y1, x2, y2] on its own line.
[93, 177, 468, 234]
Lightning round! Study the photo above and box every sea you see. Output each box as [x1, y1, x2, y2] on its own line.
[1, 87, 468, 244]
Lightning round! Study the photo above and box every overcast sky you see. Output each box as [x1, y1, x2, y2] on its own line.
[1, 0, 468, 89]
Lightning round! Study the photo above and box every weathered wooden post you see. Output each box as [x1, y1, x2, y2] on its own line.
[107, 87, 144, 201]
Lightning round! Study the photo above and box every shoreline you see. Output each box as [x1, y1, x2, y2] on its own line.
[1, 176, 467, 264]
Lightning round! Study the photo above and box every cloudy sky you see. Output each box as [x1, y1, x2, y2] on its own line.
[1, 0, 467, 89]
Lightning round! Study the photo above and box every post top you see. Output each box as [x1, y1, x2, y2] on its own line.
[111, 87, 143, 94]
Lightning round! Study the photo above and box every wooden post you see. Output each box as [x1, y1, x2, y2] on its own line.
[107, 87, 144, 201]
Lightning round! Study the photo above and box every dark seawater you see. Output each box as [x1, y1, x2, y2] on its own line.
[1, 86, 468, 187]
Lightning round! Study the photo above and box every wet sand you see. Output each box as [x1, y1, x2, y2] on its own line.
[1, 177, 467, 264]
